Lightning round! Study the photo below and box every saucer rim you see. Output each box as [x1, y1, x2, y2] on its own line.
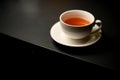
[50, 21, 102, 47]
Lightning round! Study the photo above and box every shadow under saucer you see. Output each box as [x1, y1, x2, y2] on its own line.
[52, 35, 103, 56]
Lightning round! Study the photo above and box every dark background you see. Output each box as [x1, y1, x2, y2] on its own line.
[0, 0, 119, 79]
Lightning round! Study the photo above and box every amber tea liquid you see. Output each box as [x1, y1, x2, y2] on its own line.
[64, 17, 90, 26]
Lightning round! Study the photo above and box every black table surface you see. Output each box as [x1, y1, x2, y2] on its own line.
[0, 0, 119, 74]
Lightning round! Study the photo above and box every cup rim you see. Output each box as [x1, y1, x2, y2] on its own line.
[60, 9, 95, 27]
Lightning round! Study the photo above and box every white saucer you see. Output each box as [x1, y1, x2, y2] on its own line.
[50, 21, 102, 47]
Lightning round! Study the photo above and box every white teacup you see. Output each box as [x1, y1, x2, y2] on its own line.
[60, 10, 102, 39]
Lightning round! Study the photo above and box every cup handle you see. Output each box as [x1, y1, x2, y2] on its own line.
[91, 20, 102, 34]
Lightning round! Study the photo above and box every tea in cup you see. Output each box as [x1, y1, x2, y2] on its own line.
[60, 10, 102, 39]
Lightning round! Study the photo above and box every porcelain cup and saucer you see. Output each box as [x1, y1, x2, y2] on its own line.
[50, 10, 102, 47]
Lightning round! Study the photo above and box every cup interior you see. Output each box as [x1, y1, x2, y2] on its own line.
[60, 10, 95, 27]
